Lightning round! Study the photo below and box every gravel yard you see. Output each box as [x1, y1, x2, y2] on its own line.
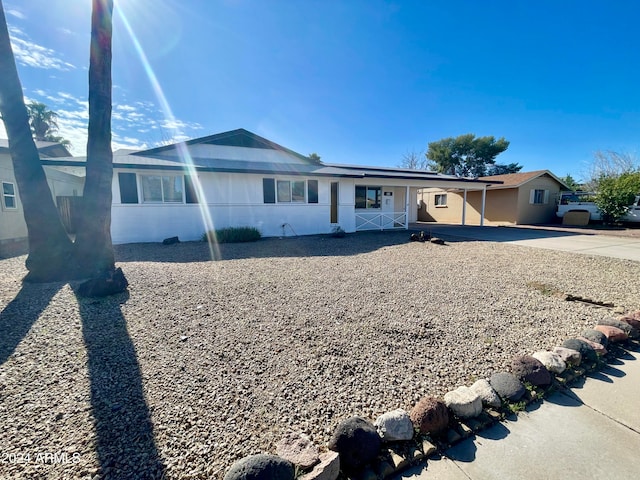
[1, 231, 638, 479]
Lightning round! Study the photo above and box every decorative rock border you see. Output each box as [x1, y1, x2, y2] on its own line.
[223, 310, 640, 480]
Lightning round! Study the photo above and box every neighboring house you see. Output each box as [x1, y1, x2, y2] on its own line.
[0, 140, 83, 258]
[41, 129, 500, 244]
[418, 170, 570, 226]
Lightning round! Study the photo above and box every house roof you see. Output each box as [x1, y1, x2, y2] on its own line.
[37, 129, 503, 188]
[136, 128, 319, 164]
[0, 139, 72, 158]
[478, 170, 570, 190]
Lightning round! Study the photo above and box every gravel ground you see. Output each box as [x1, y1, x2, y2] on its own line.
[0, 231, 638, 479]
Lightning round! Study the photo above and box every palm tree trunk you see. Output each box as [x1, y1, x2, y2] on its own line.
[74, 0, 116, 275]
[0, 0, 74, 281]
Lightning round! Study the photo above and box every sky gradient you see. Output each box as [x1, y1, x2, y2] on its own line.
[2, 0, 639, 182]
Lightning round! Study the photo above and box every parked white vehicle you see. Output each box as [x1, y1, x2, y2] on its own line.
[556, 192, 640, 223]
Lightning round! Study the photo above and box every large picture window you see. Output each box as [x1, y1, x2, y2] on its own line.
[264, 178, 317, 204]
[2, 181, 16, 209]
[355, 186, 381, 209]
[141, 175, 184, 203]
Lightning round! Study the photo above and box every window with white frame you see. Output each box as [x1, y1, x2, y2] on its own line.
[355, 185, 381, 209]
[2, 181, 17, 209]
[434, 193, 447, 207]
[276, 179, 305, 203]
[530, 189, 549, 205]
[141, 175, 184, 203]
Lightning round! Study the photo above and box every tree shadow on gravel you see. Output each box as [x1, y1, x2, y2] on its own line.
[114, 230, 426, 263]
[0, 282, 64, 365]
[74, 290, 165, 479]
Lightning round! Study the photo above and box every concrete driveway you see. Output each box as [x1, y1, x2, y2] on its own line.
[417, 224, 640, 262]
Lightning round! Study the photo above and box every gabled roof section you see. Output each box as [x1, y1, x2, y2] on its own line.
[479, 170, 570, 190]
[133, 128, 318, 164]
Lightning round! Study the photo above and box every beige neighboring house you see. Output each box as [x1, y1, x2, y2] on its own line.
[0, 140, 84, 258]
[418, 170, 570, 226]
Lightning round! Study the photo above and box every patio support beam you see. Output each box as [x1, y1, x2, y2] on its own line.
[462, 189, 467, 226]
[480, 186, 487, 226]
[405, 185, 409, 229]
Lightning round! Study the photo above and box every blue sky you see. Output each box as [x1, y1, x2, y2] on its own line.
[2, 0, 639, 181]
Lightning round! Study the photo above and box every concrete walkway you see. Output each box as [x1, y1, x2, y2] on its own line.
[417, 224, 640, 262]
[396, 345, 640, 480]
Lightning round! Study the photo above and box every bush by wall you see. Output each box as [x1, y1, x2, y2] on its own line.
[202, 227, 262, 243]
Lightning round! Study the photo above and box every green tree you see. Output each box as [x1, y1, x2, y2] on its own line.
[486, 162, 523, 176]
[26, 101, 71, 148]
[308, 152, 321, 162]
[560, 174, 581, 191]
[0, 0, 118, 281]
[595, 171, 640, 223]
[426, 134, 512, 177]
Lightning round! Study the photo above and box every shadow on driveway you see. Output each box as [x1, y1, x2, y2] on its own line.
[415, 224, 582, 243]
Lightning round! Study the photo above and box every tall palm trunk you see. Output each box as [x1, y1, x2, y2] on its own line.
[0, 0, 74, 281]
[74, 0, 115, 275]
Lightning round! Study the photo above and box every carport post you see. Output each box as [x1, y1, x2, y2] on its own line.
[405, 186, 410, 229]
[462, 189, 467, 225]
[480, 186, 487, 226]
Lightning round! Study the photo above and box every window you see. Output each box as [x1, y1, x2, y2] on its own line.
[530, 189, 549, 205]
[118, 173, 138, 204]
[184, 175, 200, 204]
[2, 181, 16, 209]
[307, 180, 318, 204]
[141, 175, 184, 203]
[263, 178, 276, 203]
[264, 178, 318, 204]
[434, 193, 447, 207]
[355, 186, 381, 209]
[277, 180, 306, 203]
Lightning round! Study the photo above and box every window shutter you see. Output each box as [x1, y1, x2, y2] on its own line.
[543, 190, 550, 204]
[263, 178, 276, 203]
[529, 189, 535, 204]
[118, 172, 138, 204]
[185, 175, 199, 204]
[307, 180, 318, 203]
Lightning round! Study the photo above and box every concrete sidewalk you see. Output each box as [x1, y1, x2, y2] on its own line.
[421, 224, 640, 262]
[396, 345, 640, 480]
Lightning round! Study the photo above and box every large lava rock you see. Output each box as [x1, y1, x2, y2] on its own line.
[328, 417, 381, 475]
[409, 396, 449, 436]
[562, 338, 598, 365]
[77, 267, 128, 298]
[510, 355, 552, 387]
[224, 454, 294, 480]
[489, 372, 525, 402]
[597, 318, 639, 339]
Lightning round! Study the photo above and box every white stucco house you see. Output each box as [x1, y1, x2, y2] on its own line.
[38, 129, 499, 244]
[0, 140, 83, 257]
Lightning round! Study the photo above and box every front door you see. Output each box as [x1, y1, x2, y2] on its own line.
[330, 182, 338, 224]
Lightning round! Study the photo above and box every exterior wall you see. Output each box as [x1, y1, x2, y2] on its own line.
[515, 174, 562, 224]
[417, 174, 563, 226]
[418, 190, 468, 223]
[110, 170, 423, 243]
[0, 155, 27, 248]
[467, 188, 518, 225]
[44, 166, 84, 202]
[0, 159, 83, 257]
[111, 169, 343, 243]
